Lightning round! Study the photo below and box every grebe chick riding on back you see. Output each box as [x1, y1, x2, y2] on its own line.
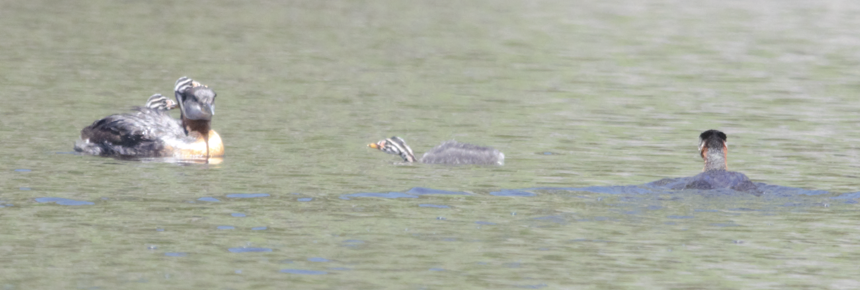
[368, 136, 504, 165]
[74, 77, 224, 161]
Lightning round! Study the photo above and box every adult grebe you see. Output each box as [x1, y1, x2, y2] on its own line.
[74, 77, 224, 160]
[650, 130, 758, 193]
[368, 136, 504, 165]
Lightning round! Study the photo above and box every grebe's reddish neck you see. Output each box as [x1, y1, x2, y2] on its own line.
[699, 129, 728, 171]
[174, 77, 217, 160]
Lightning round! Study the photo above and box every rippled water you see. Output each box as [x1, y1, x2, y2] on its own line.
[2, 0, 860, 288]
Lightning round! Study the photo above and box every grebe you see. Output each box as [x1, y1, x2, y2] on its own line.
[74, 77, 224, 160]
[650, 130, 758, 193]
[368, 136, 504, 165]
[144, 93, 178, 110]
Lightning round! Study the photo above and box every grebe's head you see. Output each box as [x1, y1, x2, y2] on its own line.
[698, 129, 728, 171]
[368, 136, 416, 162]
[145, 94, 178, 111]
[174, 77, 218, 161]
[174, 77, 216, 121]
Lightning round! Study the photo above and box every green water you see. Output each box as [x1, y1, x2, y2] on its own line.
[2, 0, 859, 288]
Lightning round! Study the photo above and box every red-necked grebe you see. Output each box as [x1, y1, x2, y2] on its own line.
[74, 77, 223, 160]
[699, 129, 728, 171]
[368, 136, 504, 165]
[685, 129, 758, 192]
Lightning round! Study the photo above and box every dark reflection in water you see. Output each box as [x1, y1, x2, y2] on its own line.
[340, 187, 469, 200]
[833, 192, 860, 204]
[418, 204, 450, 208]
[226, 193, 270, 199]
[280, 269, 327, 275]
[340, 182, 832, 203]
[515, 283, 548, 289]
[490, 189, 536, 197]
[34, 197, 94, 206]
[341, 240, 365, 249]
[510, 178, 830, 198]
[667, 215, 695, 219]
[228, 247, 272, 253]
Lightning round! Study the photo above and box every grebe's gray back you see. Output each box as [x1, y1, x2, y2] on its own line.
[368, 136, 504, 165]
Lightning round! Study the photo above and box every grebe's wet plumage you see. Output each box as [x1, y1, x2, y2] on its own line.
[649, 129, 759, 194]
[74, 77, 223, 159]
[368, 136, 504, 165]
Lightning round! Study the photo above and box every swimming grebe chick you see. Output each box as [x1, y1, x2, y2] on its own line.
[74, 77, 223, 160]
[368, 136, 504, 165]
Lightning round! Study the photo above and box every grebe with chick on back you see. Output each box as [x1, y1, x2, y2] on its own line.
[368, 136, 504, 165]
[74, 77, 223, 161]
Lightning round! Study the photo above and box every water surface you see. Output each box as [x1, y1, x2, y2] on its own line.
[1, 0, 860, 288]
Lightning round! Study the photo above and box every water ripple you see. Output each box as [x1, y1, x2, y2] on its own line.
[340, 187, 469, 200]
[226, 193, 270, 198]
[419, 204, 450, 208]
[490, 189, 536, 197]
[35, 197, 94, 206]
[228, 247, 272, 253]
[280, 269, 327, 275]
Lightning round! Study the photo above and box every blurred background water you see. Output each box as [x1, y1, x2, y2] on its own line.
[1, 0, 860, 288]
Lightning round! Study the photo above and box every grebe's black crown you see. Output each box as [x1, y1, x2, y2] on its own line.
[174, 77, 216, 121]
[698, 129, 727, 152]
[699, 130, 726, 143]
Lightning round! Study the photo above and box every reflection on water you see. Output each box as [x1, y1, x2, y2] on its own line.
[280, 269, 328, 275]
[228, 247, 273, 253]
[34, 197, 95, 206]
[339, 187, 470, 200]
[3, 0, 860, 288]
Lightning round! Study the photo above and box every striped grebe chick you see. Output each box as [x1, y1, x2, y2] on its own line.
[368, 136, 504, 165]
[74, 77, 223, 160]
[143, 93, 178, 111]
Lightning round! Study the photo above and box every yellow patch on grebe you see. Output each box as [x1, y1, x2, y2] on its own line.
[168, 130, 224, 159]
